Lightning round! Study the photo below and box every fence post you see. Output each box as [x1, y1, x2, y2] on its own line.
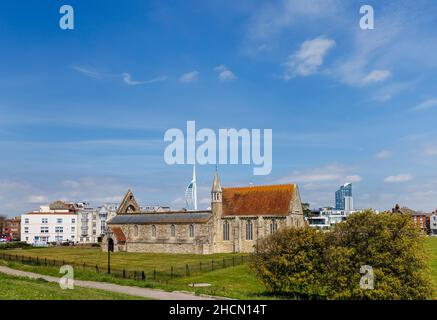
[45, 258, 47, 266]
[223, 258, 225, 268]
[96, 265, 99, 273]
[233, 256, 235, 267]
[211, 260, 214, 271]
[186, 264, 189, 276]
[134, 271, 137, 280]
[171, 266, 173, 279]
[200, 261, 202, 272]
[83, 262, 85, 269]
[142, 271, 145, 280]
[153, 269, 156, 280]
[123, 269, 126, 278]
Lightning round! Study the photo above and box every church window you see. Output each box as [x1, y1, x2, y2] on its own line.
[134, 225, 138, 237]
[189, 224, 194, 238]
[246, 220, 253, 240]
[151, 225, 156, 238]
[223, 220, 230, 241]
[170, 225, 176, 238]
[270, 219, 278, 234]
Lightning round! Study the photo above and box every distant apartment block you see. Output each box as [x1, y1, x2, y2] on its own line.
[21, 201, 118, 245]
[1, 216, 21, 240]
[335, 183, 353, 211]
[431, 211, 437, 236]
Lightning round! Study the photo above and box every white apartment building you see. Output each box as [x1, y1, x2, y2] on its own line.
[77, 203, 118, 243]
[21, 201, 118, 245]
[21, 211, 77, 245]
[431, 213, 437, 236]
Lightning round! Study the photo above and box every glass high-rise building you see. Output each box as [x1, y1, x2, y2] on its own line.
[335, 183, 352, 210]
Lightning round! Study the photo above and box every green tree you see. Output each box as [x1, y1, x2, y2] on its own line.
[301, 203, 311, 218]
[251, 210, 434, 300]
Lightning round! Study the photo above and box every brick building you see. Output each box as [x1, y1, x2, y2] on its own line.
[1, 216, 21, 240]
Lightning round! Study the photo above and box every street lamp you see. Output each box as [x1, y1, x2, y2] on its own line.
[107, 228, 114, 274]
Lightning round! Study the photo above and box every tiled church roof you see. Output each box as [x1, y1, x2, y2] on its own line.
[222, 184, 296, 216]
[111, 227, 126, 242]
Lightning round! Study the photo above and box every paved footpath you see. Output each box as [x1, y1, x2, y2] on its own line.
[0, 265, 219, 300]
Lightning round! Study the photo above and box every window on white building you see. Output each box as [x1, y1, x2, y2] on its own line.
[72, 218, 76, 223]
[57, 218, 63, 224]
[55, 226, 63, 233]
[40, 227, 49, 233]
[24, 218, 29, 224]
[24, 227, 29, 234]
[71, 227, 75, 232]
[42, 218, 48, 224]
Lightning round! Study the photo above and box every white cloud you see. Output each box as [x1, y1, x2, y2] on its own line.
[27, 195, 48, 204]
[384, 174, 414, 183]
[179, 71, 199, 83]
[362, 70, 392, 85]
[424, 145, 437, 156]
[214, 65, 236, 82]
[411, 98, 437, 112]
[282, 36, 335, 79]
[376, 150, 392, 159]
[72, 66, 104, 79]
[345, 175, 362, 183]
[122, 73, 167, 86]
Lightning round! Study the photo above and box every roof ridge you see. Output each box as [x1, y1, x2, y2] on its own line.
[223, 183, 295, 190]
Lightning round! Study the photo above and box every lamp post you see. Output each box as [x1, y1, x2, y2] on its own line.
[107, 228, 114, 274]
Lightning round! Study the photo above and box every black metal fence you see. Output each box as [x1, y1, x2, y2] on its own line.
[0, 252, 249, 283]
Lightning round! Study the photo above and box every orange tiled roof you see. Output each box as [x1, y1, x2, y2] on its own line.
[222, 184, 296, 216]
[111, 227, 126, 243]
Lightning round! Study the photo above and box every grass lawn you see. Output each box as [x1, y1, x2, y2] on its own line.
[0, 272, 146, 300]
[425, 236, 437, 298]
[4, 246, 243, 274]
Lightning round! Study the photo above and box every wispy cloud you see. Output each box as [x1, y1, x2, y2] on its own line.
[424, 145, 437, 156]
[362, 70, 392, 85]
[376, 150, 392, 160]
[282, 36, 335, 79]
[179, 71, 199, 83]
[214, 65, 236, 82]
[384, 174, 414, 183]
[72, 66, 105, 79]
[122, 73, 167, 86]
[411, 98, 437, 112]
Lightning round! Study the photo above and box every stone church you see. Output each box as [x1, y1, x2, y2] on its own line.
[103, 172, 305, 254]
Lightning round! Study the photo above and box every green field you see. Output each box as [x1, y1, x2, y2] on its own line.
[0, 272, 146, 300]
[1, 237, 436, 300]
[4, 246, 243, 273]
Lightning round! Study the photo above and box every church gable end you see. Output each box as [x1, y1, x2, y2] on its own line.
[117, 189, 141, 214]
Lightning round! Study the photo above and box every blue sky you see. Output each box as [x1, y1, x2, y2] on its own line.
[1, 0, 437, 216]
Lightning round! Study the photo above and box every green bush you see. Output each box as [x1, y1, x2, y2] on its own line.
[250, 211, 433, 300]
[0, 241, 33, 250]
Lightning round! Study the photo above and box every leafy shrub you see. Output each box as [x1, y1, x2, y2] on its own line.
[0, 241, 33, 250]
[250, 211, 433, 300]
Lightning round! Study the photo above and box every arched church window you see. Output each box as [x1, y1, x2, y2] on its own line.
[151, 225, 156, 238]
[170, 225, 176, 238]
[246, 220, 253, 240]
[134, 225, 138, 237]
[189, 224, 194, 238]
[270, 219, 278, 234]
[223, 220, 230, 241]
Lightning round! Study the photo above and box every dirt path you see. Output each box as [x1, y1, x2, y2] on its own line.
[0, 265, 219, 300]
